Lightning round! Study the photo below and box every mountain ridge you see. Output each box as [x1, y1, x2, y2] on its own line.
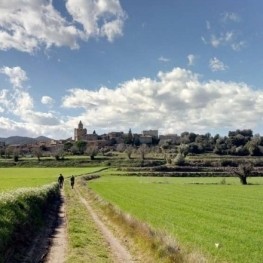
[0, 136, 53, 145]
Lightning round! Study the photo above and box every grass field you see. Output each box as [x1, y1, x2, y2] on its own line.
[89, 176, 263, 263]
[0, 167, 101, 191]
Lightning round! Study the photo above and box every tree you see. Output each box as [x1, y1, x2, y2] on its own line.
[13, 149, 20, 162]
[64, 141, 73, 152]
[177, 144, 189, 156]
[138, 144, 149, 160]
[232, 162, 253, 185]
[124, 128, 133, 144]
[32, 147, 42, 161]
[116, 143, 126, 153]
[75, 141, 87, 155]
[86, 146, 98, 160]
[51, 145, 64, 160]
[125, 145, 134, 159]
[5, 146, 12, 158]
[173, 153, 185, 165]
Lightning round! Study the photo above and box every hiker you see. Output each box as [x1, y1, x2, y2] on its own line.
[58, 174, 64, 189]
[70, 175, 75, 189]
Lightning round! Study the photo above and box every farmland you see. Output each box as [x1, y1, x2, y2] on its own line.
[89, 176, 263, 263]
[0, 167, 101, 191]
[1, 160, 263, 262]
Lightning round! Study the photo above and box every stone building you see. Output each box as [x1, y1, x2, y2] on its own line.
[142, 129, 158, 139]
[74, 121, 87, 141]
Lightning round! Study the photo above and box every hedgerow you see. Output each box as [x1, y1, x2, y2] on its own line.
[0, 183, 59, 261]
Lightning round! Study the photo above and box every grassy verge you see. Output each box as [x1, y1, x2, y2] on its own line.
[64, 178, 114, 263]
[0, 183, 59, 262]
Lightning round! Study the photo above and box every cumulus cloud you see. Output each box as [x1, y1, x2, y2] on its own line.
[2, 66, 263, 139]
[0, 66, 28, 88]
[41, 95, 55, 105]
[62, 67, 263, 135]
[0, 0, 126, 53]
[66, 0, 126, 42]
[187, 54, 196, 66]
[0, 66, 61, 136]
[209, 57, 228, 72]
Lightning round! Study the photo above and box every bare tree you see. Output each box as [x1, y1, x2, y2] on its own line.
[32, 147, 42, 161]
[116, 143, 126, 153]
[51, 145, 64, 160]
[125, 145, 134, 159]
[138, 144, 149, 160]
[232, 162, 254, 185]
[86, 146, 99, 160]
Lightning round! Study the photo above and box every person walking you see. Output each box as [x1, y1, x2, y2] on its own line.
[58, 174, 64, 189]
[70, 175, 75, 189]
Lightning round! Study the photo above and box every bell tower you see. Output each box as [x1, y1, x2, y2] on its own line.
[74, 121, 87, 141]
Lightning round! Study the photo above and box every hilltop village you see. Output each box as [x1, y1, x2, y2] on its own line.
[74, 121, 161, 147]
[1, 121, 263, 158]
[0, 121, 168, 157]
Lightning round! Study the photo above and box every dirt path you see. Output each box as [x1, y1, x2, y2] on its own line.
[43, 188, 136, 263]
[76, 189, 136, 263]
[44, 193, 67, 263]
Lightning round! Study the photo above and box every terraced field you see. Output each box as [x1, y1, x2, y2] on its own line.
[89, 176, 263, 263]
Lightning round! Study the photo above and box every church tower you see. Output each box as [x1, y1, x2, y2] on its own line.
[74, 121, 87, 141]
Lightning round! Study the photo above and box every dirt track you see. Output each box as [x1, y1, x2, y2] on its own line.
[76, 190, 136, 263]
[44, 193, 67, 263]
[43, 188, 136, 263]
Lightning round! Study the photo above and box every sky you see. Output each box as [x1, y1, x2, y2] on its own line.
[1, 0, 263, 139]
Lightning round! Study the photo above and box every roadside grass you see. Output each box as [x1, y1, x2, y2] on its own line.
[79, 184, 184, 263]
[89, 176, 263, 263]
[64, 179, 114, 263]
[0, 183, 59, 262]
[0, 167, 103, 192]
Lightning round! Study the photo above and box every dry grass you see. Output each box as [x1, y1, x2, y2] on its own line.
[82, 187, 206, 263]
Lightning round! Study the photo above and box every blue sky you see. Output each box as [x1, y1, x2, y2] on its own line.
[0, 0, 263, 139]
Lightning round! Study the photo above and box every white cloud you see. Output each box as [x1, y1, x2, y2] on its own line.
[206, 20, 211, 30]
[0, 66, 60, 135]
[2, 67, 263, 139]
[158, 56, 170, 63]
[204, 13, 245, 51]
[0, 66, 28, 88]
[41, 96, 55, 105]
[222, 12, 241, 23]
[187, 54, 196, 66]
[209, 57, 228, 72]
[62, 67, 263, 135]
[65, 0, 126, 42]
[0, 0, 126, 53]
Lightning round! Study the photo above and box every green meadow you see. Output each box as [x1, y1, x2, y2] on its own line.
[0, 167, 99, 191]
[89, 176, 263, 263]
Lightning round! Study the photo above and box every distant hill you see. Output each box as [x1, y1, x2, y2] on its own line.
[0, 136, 52, 145]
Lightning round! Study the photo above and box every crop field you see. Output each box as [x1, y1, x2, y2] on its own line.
[0, 167, 100, 192]
[89, 176, 263, 263]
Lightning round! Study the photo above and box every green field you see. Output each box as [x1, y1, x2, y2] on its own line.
[0, 167, 100, 191]
[89, 176, 263, 263]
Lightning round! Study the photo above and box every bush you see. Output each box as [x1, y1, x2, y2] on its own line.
[173, 153, 185, 165]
